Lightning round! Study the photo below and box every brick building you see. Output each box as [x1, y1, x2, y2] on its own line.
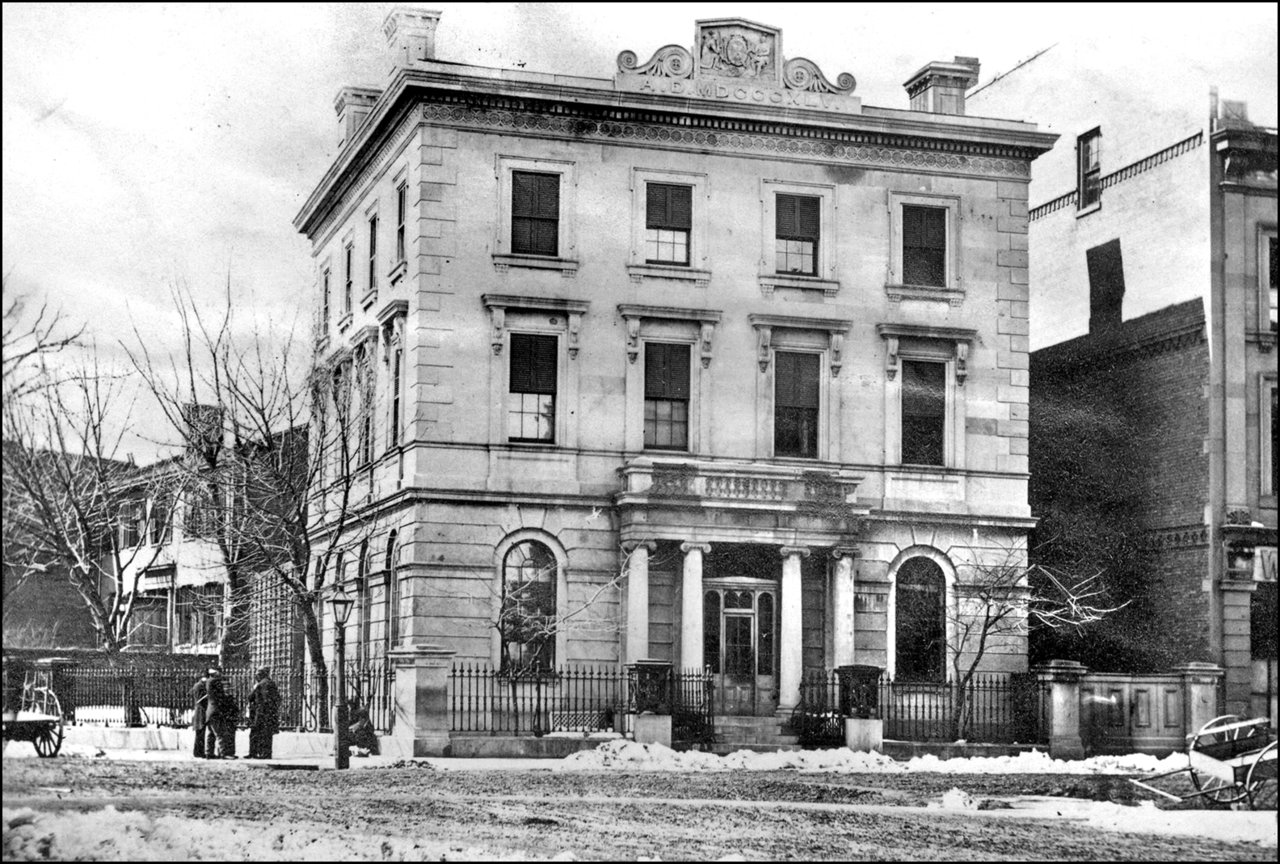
[971, 46, 1278, 721]
[294, 10, 1055, 740]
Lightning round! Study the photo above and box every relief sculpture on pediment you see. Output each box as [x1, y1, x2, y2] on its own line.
[699, 26, 774, 80]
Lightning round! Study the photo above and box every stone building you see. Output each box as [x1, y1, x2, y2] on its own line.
[294, 10, 1055, 734]
[971, 47, 1278, 721]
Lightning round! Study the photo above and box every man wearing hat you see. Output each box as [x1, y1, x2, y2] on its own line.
[204, 667, 238, 758]
[189, 669, 211, 759]
[247, 667, 281, 759]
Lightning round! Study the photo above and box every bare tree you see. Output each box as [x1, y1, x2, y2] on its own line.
[2, 354, 172, 655]
[944, 541, 1126, 739]
[128, 283, 382, 723]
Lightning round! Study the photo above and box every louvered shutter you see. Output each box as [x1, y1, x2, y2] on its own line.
[644, 342, 691, 399]
[776, 194, 819, 241]
[775, 352, 819, 409]
[509, 334, 558, 395]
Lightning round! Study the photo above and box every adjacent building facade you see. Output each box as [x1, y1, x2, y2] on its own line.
[295, 11, 1055, 722]
[971, 46, 1278, 720]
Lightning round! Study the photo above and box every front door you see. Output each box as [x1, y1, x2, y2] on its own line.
[705, 583, 777, 716]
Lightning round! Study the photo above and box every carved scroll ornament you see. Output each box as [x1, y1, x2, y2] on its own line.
[617, 45, 695, 78]
[783, 58, 856, 94]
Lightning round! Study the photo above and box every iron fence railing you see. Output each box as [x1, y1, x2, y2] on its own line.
[449, 664, 628, 736]
[298, 657, 395, 734]
[794, 670, 1048, 746]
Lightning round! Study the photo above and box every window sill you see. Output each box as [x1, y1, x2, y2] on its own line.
[759, 274, 840, 298]
[361, 289, 378, 311]
[388, 259, 408, 286]
[493, 254, 579, 277]
[337, 313, 353, 333]
[1245, 329, 1276, 352]
[627, 264, 710, 287]
[884, 283, 965, 307]
[1075, 201, 1102, 219]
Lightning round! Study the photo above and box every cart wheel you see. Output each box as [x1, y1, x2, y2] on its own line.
[1188, 715, 1254, 805]
[33, 719, 64, 758]
[1246, 741, 1277, 811]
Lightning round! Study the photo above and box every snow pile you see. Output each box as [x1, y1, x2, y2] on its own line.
[563, 740, 1189, 775]
[935, 787, 979, 810]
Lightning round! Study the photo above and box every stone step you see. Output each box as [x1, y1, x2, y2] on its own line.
[708, 742, 805, 755]
[717, 735, 801, 746]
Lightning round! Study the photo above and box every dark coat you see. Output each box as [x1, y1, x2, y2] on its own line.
[189, 678, 209, 730]
[205, 677, 235, 725]
[248, 678, 280, 733]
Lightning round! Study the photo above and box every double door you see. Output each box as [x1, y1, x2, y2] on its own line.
[704, 581, 777, 716]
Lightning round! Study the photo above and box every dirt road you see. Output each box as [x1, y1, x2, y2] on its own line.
[3, 758, 1275, 861]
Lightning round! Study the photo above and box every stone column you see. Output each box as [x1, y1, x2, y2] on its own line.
[1177, 662, 1225, 738]
[680, 542, 710, 672]
[1033, 659, 1088, 760]
[625, 542, 655, 665]
[831, 547, 858, 668]
[389, 643, 456, 757]
[778, 546, 809, 713]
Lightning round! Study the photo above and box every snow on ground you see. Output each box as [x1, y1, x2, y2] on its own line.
[561, 740, 1187, 775]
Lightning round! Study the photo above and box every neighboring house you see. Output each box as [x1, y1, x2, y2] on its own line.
[293, 10, 1055, 734]
[971, 46, 1278, 721]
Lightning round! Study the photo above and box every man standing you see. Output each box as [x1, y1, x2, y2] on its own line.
[247, 667, 281, 759]
[204, 668, 237, 758]
[189, 670, 211, 759]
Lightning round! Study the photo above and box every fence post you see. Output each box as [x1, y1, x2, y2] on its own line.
[1176, 662, 1224, 738]
[388, 643, 456, 757]
[1033, 659, 1087, 760]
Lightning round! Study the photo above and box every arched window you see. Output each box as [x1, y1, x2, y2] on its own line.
[357, 540, 371, 665]
[500, 539, 558, 673]
[385, 531, 399, 655]
[895, 557, 946, 682]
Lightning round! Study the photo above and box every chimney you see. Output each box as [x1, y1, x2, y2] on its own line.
[384, 7, 442, 77]
[904, 56, 980, 116]
[1086, 239, 1125, 334]
[334, 87, 382, 149]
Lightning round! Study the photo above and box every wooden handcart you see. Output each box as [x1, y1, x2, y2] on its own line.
[1128, 715, 1276, 810]
[1, 661, 65, 758]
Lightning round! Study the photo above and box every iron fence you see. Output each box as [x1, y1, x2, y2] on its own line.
[450, 664, 628, 736]
[670, 667, 715, 750]
[794, 670, 1047, 746]
[298, 657, 395, 734]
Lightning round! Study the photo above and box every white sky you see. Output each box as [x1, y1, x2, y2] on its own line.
[3, 3, 1276, 462]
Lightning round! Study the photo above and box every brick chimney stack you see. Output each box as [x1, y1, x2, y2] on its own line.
[384, 7, 442, 77]
[904, 56, 981, 116]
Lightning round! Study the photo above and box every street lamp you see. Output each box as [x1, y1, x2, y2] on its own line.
[330, 585, 354, 770]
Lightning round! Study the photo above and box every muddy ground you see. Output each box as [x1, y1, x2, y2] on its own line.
[2, 758, 1274, 861]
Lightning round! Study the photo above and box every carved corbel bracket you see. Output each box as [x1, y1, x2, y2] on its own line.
[756, 326, 772, 373]
[885, 336, 900, 380]
[699, 322, 715, 369]
[955, 342, 969, 386]
[625, 316, 641, 365]
[567, 312, 582, 360]
[829, 331, 844, 378]
[489, 307, 505, 355]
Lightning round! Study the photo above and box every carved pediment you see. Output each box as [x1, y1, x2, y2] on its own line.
[616, 17, 857, 112]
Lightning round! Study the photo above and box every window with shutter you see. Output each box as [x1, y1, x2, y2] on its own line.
[395, 182, 407, 263]
[643, 342, 691, 450]
[343, 243, 354, 314]
[774, 351, 820, 457]
[1078, 129, 1101, 210]
[775, 194, 819, 276]
[511, 171, 560, 256]
[508, 333, 557, 442]
[902, 205, 947, 287]
[368, 214, 378, 293]
[902, 359, 946, 466]
[645, 183, 692, 265]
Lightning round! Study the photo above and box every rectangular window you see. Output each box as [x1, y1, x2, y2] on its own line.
[396, 183, 407, 263]
[1264, 380, 1276, 497]
[322, 269, 331, 331]
[129, 592, 169, 648]
[389, 345, 402, 448]
[355, 345, 372, 466]
[775, 194, 819, 275]
[644, 342, 690, 450]
[774, 351, 819, 458]
[177, 584, 222, 645]
[508, 333, 557, 442]
[902, 360, 946, 466]
[119, 501, 142, 548]
[511, 171, 559, 256]
[367, 215, 378, 294]
[149, 494, 172, 546]
[1078, 129, 1101, 209]
[902, 205, 947, 287]
[645, 183, 692, 265]
[343, 243, 354, 315]
[1267, 234, 1277, 332]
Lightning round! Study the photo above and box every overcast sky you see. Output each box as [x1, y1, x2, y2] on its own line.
[3, 3, 1276, 462]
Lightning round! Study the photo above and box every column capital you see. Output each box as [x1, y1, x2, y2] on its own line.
[622, 540, 657, 554]
[680, 542, 711, 555]
[830, 546, 861, 561]
[780, 545, 811, 559]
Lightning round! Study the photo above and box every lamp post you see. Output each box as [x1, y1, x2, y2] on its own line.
[330, 585, 354, 770]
